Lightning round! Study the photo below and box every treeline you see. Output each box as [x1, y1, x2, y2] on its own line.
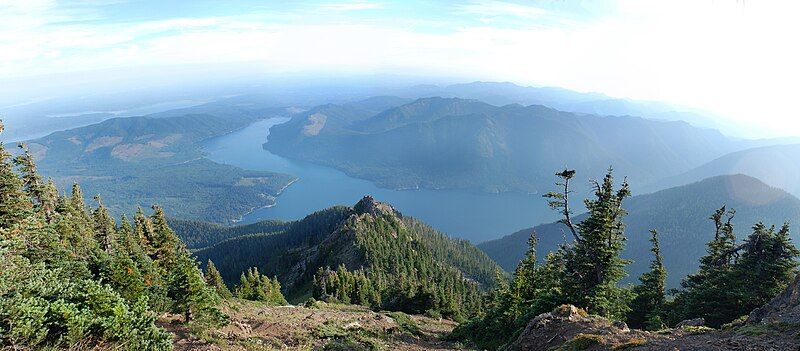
[453, 169, 799, 350]
[0, 122, 289, 350]
[311, 209, 485, 320]
[0, 133, 225, 349]
[194, 206, 352, 288]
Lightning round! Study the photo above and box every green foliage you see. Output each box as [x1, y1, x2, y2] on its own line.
[480, 174, 800, 289]
[669, 210, 800, 327]
[0, 121, 226, 349]
[169, 218, 289, 249]
[310, 200, 490, 320]
[234, 267, 287, 305]
[194, 197, 499, 320]
[627, 230, 667, 330]
[205, 259, 232, 298]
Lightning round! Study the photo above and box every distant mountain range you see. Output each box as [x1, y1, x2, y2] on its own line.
[266, 96, 776, 195]
[25, 113, 296, 223]
[401, 81, 723, 131]
[652, 143, 800, 198]
[478, 174, 800, 287]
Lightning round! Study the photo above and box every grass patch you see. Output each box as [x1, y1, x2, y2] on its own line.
[612, 338, 647, 350]
[681, 325, 715, 335]
[560, 333, 604, 350]
[386, 311, 422, 337]
[737, 322, 792, 336]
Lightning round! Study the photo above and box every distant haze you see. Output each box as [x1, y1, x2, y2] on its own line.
[1, 1, 799, 137]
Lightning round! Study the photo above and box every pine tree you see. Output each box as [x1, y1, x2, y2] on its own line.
[511, 231, 538, 302]
[0, 122, 32, 230]
[205, 259, 232, 298]
[167, 253, 226, 325]
[234, 267, 287, 305]
[627, 230, 667, 330]
[92, 196, 117, 253]
[14, 144, 56, 220]
[545, 168, 632, 319]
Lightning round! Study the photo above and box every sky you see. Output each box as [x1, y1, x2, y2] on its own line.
[1, 0, 799, 137]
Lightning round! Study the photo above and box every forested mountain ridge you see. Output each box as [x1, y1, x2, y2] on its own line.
[479, 174, 800, 287]
[23, 114, 296, 223]
[266, 97, 759, 194]
[194, 196, 501, 318]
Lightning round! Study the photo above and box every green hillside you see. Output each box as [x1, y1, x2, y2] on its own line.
[193, 196, 501, 319]
[266, 97, 748, 194]
[25, 114, 296, 223]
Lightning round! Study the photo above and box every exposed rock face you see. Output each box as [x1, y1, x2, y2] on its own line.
[505, 305, 638, 351]
[747, 273, 800, 325]
[506, 302, 800, 351]
[354, 195, 402, 219]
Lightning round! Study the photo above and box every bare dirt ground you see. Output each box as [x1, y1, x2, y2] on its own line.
[161, 300, 474, 351]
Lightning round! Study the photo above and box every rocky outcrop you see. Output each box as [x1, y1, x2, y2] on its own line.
[505, 305, 647, 351]
[353, 195, 401, 218]
[747, 273, 800, 325]
[506, 301, 800, 351]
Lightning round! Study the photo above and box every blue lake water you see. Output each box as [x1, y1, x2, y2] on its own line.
[203, 118, 558, 243]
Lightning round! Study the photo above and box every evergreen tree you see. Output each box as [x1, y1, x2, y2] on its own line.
[205, 259, 232, 298]
[0, 122, 32, 229]
[545, 168, 632, 319]
[14, 143, 56, 220]
[234, 267, 287, 305]
[671, 210, 800, 327]
[627, 230, 667, 330]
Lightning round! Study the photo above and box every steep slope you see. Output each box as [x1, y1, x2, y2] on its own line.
[267, 97, 745, 194]
[654, 143, 800, 198]
[479, 175, 800, 287]
[169, 217, 290, 249]
[193, 196, 501, 312]
[25, 114, 296, 223]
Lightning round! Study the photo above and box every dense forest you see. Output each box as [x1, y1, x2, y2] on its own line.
[0, 121, 289, 350]
[194, 196, 501, 319]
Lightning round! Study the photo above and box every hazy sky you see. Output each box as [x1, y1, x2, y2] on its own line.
[2, 0, 799, 137]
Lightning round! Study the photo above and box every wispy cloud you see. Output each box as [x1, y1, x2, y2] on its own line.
[2, 0, 800, 136]
[318, 1, 381, 12]
[457, 1, 549, 20]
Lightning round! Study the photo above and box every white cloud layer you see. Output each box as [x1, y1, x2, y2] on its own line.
[1, 0, 799, 137]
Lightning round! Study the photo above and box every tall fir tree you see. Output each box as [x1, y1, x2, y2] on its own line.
[0, 122, 32, 230]
[205, 259, 232, 298]
[545, 168, 632, 319]
[627, 230, 667, 330]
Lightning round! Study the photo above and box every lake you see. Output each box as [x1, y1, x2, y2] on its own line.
[203, 118, 559, 243]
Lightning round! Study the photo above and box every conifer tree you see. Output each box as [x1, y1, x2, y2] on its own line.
[627, 230, 667, 330]
[0, 121, 32, 229]
[545, 168, 632, 319]
[92, 196, 117, 252]
[205, 259, 232, 298]
[234, 267, 287, 305]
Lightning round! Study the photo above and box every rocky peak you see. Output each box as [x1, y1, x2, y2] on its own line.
[353, 195, 402, 219]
